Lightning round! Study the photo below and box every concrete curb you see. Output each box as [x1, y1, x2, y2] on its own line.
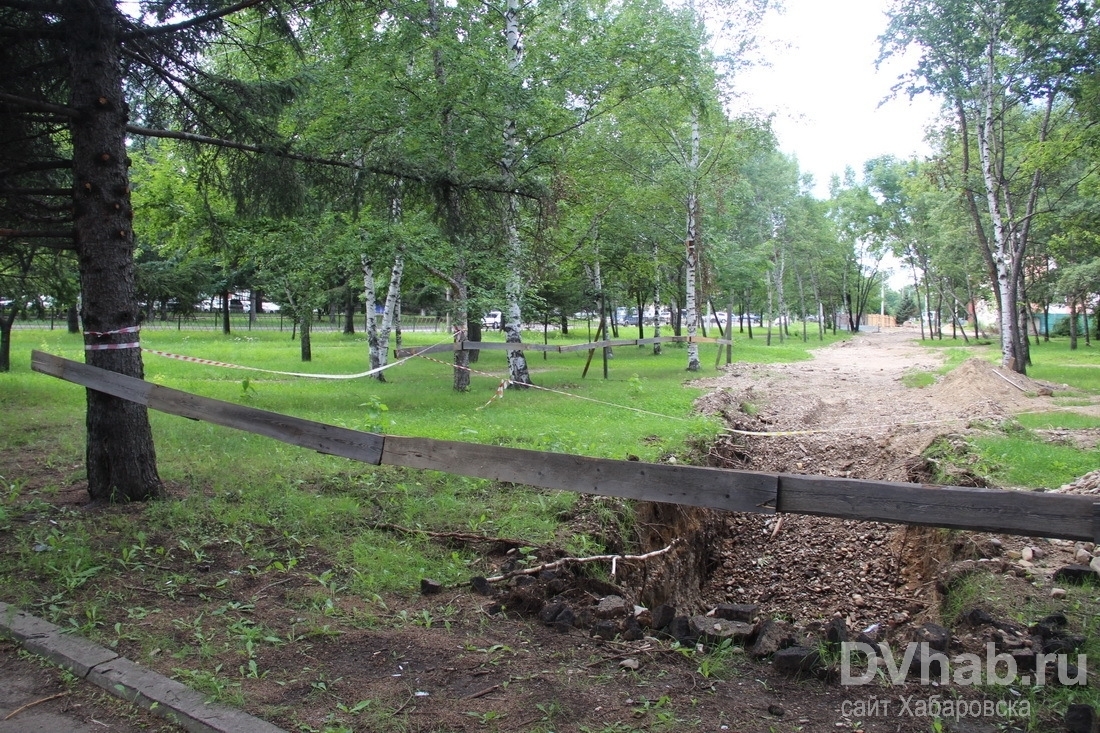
[0, 602, 286, 733]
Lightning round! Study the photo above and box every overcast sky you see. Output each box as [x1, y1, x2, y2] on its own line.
[730, 0, 945, 198]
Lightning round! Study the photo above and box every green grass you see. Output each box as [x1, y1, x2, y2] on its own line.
[1014, 411, 1100, 430]
[1, 325, 847, 599]
[970, 432, 1100, 489]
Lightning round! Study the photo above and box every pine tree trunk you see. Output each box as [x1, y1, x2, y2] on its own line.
[68, 0, 161, 502]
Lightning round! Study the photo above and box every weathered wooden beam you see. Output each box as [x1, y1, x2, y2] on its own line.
[381, 436, 777, 514]
[30, 350, 1100, 541]
[777, 473, 1096, 541]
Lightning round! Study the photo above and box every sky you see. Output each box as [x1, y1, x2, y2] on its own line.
[730, 0, 945, 199]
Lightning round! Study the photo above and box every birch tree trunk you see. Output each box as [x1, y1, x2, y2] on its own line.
[363, 254, 381, 372]
[501, 0, 531, 387]
[652, 243, 662, 355]
[685, 111, 701, 372]
[976, 36, 1020, 372]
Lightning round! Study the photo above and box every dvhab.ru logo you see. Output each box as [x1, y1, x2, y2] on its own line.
[841, 641, 1087, 687]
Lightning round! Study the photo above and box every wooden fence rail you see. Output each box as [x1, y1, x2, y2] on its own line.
[31, 350, 1100, 542]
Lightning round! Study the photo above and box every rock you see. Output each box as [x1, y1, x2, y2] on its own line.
[1053, 565, 1098, 585]
[713, 603, 759, 623]
[963, 608, 996, 627]
[851, 593, 865, 607]
[513, 575, 535, 587]
[470, 576, 493, 596]
[553, 606, 576, 632]
[1037, 386, 1054, 397]
[772, 646, 821, 676]
[1090, 556, 1100, 575]
[649, 604, 676, 631]
[621, 620, 644, 642]
[689, 616, 754, 645]
[768, 705, 785, 717]
[619, 658, 640, 671]
[911, 623, 951, 653]
[593, 620, 618, 641]
[749, 619, 798, 658]
[634, 608, 652, 628]
[1043, 635, 1087, 655]
[1052, 587, 1068, 599]
[825, 617, 848, 646]
[666, 616, 698, 645]
[1021, 546, 1035, 562]
[420, 578, 443, 595]
[1037, 613, 1069, 629]
[539, 602, 566, 625]
[1065, 704, 1097, 733]
[1031, 545, 1045, 560]
[1009, 649, 1036, 671]
[596, 595, 629, 619]
[1076, 548, 1092, 565]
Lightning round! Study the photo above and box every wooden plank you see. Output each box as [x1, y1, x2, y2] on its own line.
[31, 351, 384, 465]
[394, 343, 458, 358]
[777, 473, 1096, 541]
[381, 436, 778, 514]
[32, 351, 1100, 541]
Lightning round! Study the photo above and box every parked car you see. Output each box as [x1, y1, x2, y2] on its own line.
[482, 310, 503, 329]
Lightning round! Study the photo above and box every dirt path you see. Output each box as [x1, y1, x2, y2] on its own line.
[691, 327, 1094, 632]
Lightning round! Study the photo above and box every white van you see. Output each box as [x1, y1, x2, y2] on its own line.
[482, 310, 503, 329]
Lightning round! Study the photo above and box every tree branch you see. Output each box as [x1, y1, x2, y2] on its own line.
[121, 0, 270, 41]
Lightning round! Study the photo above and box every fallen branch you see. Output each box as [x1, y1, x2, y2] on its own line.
[768, 516, 784, 541]
[4, 691, 69, 720]
[485, 539, 681, 583]
[371, 522, 536, 549]
[462, 683, 501, 700]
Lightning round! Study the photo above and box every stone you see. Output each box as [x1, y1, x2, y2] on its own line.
[665, 616, 697, 646]
[1051, 587, 1068, 599]
[470, 576, 493, 596]
[688, 616, 754, 645]
[1043, 635, 1087, 655]
[1053, 565, 1098, 585]
[772, 646, 821, 676]
[713, 603, 758, 623]
[910, 622, 950, 653]
[1009, 649, 1036, 671]
[1065, 704, 1097, 733]
[1076, 548, 1092, 564]
[767, 705, 785, 717]
[420, 578, 443, 595]
[749, 619, 797, 659]
[593, 620, 618, 641]
[513, 575, 535, 587]
[619, 658, 640, 671]
[1021, 546, 1034, 562]
[963, 608, 996, 627]
[649, 603, 675, 630]
[553, 606, 575, 632]
[1090, 556, 1100, 575]
[825, 617, 848, 646]
[539, 602, 566, 625]
[595, 595, 629, 619]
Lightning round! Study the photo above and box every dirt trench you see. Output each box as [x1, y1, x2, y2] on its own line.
[628, 328, 1089, 633]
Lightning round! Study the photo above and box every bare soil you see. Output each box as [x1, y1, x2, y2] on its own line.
[4, 328, 1100, 733]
